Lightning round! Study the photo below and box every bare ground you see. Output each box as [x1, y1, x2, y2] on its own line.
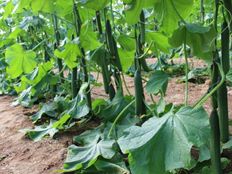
[0, 96, 69, 174]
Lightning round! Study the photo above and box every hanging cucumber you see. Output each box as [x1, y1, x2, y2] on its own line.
[99, 48, 116, 99]
[134, 63, 146, 116]
[44, 47, 50, 62]
[112, 37, 123, 90]
[217, 19, 230, 143]
[210, 0, 222, 169]
[112, 37, 123, 71]
[52, 14, 64, 81]
[200, 0, 205, 23]
[96, 11, 103, 35]
[222, 0, 232, 28]
[139, 10, 145, 45]
[105, 20, 116, 57]
[105, 20, 122, 71]
[105, 19, 123, 92]
[81, 48, 92, 110]
[134, 26, 146, 116]
[95, 11, 115, 98]
[139, 11, 150, 72]
[210, 109, 222, 174]
[73, 2, 92, 110]
[109, 83, 116, 101]
[101, 62, 110, 94]
[72, 67, 78, 98]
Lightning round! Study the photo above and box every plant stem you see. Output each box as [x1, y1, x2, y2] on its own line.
[108, 99, 135, 138]
[139, 10, 150, 72]
[193, 61, 225, 110]
[223, 0, 232, 29]
[184, 29, 189, 106]
[52, 14, 64, 82]
[95, 11, 103, 35]
[72, 67, 78, 98]
[81, 48, 92, 110]
[200, 0, 205, 23]
[110, 0, 115, 31]
[170, 0, 187, 24]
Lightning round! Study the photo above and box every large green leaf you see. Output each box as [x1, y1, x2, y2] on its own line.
[146, 31, 170, 53]
[118, 48, 134, 72]
[31, 62, 53, 84]
[66, 83, 90, 119]
[14, 62, 57, 96]
[145, 70, 169, 95]
[5, 44, 37, 79]
[3, 0, 14, 19]
[54, 42, 81, 69]
[54, 0, 73, 17]
[22, 121, 58, 142]
[90, 160, 129, 174]
[124, 0, 193, 33]
[79, 158, 130, 174]
[30, 0, 54, 13]
[169, 24, 216, 61]
[153, 0, 194, 33]
[63, 127, 116, 172]
[14, 0, 31, 13]
[23, 114, 71, 141]
[124, 0, 155, 24]
[80, 25, 102, 51]
[118, 107, 210, 174]
[117, 35, 135, 51]
[79, 0, 109, 10]
[31, 102, 57, 123]
[91, 47, 110, 67]
[97, 91, 135, 122]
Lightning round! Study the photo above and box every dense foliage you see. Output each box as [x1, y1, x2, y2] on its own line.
[0, 0, 231, 173]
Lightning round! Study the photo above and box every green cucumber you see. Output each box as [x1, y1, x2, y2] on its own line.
[210, 109, 222, 174]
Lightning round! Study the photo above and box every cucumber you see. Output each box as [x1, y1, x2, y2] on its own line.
[139, 10, 145, 45]
[210, 109, 222, 174]
[134, 56, 146, 116]
[109, 83, 116, 101]
[105, 20, 116, 57]
[101, 63, 110, 94]
[52, 14, 64, 81]
[72, 67, 78, 98]
[96, 11, 103, 35]
[112, 37, 123, 71]
[217, 19, 230, 142]
[134, 66, 146, 116]
[44, 48, 50, 62]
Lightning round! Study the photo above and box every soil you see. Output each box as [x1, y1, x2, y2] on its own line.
[0, 96, 69, 174]
[0, 59, 232, 174]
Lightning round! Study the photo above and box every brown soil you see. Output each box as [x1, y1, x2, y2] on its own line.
[0, 96, 69, 174]
[0, 59, 232, 174]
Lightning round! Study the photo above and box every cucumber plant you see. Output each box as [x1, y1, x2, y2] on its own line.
[0, 0, 231, 174]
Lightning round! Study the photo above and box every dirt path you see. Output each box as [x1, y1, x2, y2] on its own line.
[0, 96, 69, 174]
